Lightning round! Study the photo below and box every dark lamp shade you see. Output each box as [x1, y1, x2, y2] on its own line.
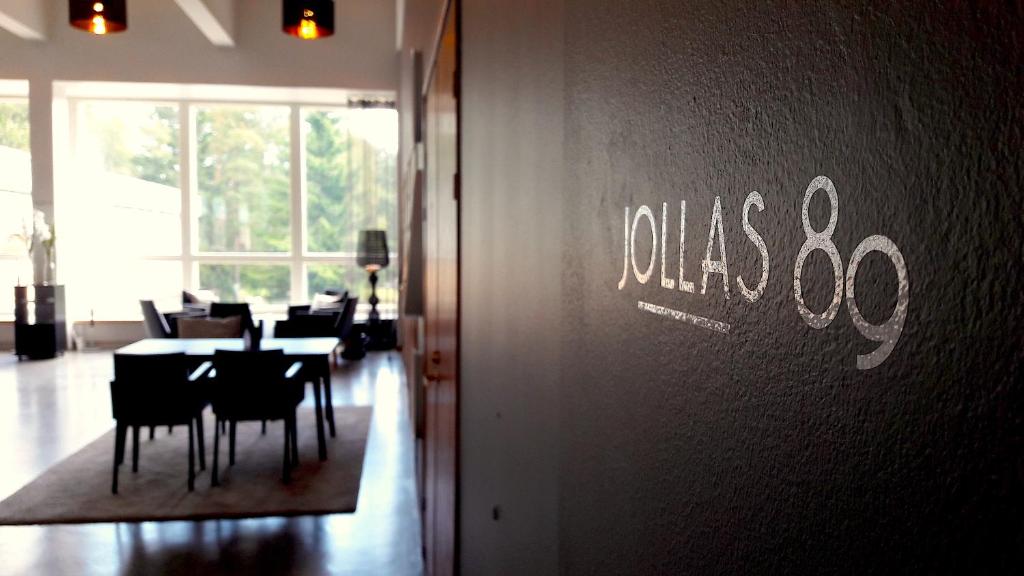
[283, 0, 335, 40]
[357, 230, 389, 270]
[70, 0, 127, 34]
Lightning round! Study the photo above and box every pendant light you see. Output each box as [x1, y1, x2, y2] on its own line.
[283, 0, 334, 40]
[70, 0, 127, 34]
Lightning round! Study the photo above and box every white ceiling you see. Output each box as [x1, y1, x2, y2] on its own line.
[0, 0, 398, 91]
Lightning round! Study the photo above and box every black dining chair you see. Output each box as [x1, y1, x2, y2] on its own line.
[110, 353, 211, 494]
[137, 305, 186, 440]
[209, 349, 305, 485]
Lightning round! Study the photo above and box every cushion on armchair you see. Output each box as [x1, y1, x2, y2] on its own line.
[310, 292, 345, 312]
[177, 316, 243, 339]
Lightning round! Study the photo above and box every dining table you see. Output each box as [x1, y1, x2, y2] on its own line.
[114, 337, 340, 461]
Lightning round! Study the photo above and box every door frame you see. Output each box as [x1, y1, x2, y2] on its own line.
[419, 0, 461, 573]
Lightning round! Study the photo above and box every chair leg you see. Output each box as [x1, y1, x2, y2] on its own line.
[262, 420, 267, 435]
[196, 413, 206, 471]
[211, 417, 221, 487]
[115, 422, 127, 465]
[187, 421, 195, 492]
[112, 423, 126, 494]
[282, 419, 292, 484]
[132, 426, 140, 473]
[323, 375, 336, 438]
[149, 426, 155, 440]
[312, 373, 327, 462]
[229, 421, 237, 465]
[290, 416, 299, 466]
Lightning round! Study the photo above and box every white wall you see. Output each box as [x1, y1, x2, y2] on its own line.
[0, 320, 146, 350]
[0, 0, 396, 90]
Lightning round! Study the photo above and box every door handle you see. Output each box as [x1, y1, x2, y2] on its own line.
[424, 351, 442, 385]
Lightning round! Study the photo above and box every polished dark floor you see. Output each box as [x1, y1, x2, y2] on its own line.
[0, 350, 423, 576]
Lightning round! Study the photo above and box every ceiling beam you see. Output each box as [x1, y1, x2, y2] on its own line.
[0, 0, 47, 41]
[174, 0, 235, 47]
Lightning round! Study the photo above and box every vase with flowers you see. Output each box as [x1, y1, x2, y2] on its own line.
[7, 210, 56, 286]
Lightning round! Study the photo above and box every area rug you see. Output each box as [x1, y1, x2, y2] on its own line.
[0, 406, 372, 525]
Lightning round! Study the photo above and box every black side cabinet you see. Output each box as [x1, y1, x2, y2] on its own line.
[365, 318, 397, 351]
[14, 285, 67, 360]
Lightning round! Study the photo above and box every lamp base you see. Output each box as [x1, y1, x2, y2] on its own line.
[362, 269, 394, 350]
[367, 270, 381, 324]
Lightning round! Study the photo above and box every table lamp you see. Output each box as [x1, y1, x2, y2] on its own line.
[356, 230, 390, 324]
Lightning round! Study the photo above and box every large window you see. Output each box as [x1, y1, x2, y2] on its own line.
[63, 94, 398, 321]
[0, 96, 33, 319]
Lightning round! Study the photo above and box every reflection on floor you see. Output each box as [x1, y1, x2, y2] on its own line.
[0, 350, 423, 576]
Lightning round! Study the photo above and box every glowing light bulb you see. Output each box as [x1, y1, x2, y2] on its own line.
[93, 2, 104, 11]
[91, 14, 107, 34]
[283, 1, 332, 40]
[299, 18, 318, 39]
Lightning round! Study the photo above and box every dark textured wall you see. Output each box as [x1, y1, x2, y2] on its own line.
[460, 0, 1021, 573]
[560, 1, 1022, 574]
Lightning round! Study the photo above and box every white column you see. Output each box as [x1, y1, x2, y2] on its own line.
[29, 79, 53, 285]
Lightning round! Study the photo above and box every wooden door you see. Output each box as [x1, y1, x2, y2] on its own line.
[422, 2, 459, 575]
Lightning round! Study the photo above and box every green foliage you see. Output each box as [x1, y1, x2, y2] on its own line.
[200, 264, 289, 305]
[196, 106, 291, 254]
[304, 109, 398, 303]
[305, 110, 397, 254]
[305, 111, 349, 253]
[131, 106, 180, 187]
[0, 102, 30, 151]
[81, 102, 179, 186]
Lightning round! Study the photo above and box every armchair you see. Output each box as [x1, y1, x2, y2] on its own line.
[276, 296, 357, 340]
[140, 300, 206, 339]
[140, 300, 172, 339]
[286, 290, 348, 319]
[209, 302, 254, 332]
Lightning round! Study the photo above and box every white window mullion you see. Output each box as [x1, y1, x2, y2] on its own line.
[180, 101, 194, 292]
[289, 105, 306, 303]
